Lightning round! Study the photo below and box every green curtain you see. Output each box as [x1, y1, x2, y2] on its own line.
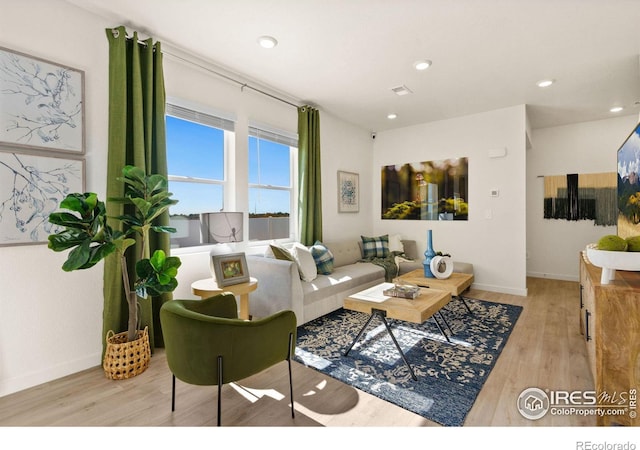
[297, 106, 323, 245]
[102, 26, 171, 354]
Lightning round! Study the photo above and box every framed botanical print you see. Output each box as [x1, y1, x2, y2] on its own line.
[338, 170, 359, 213]
[0, 151, 85, 246]
[0, 46, 85, 154]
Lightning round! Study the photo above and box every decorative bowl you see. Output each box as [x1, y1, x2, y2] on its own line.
[585, 243, 640, 284]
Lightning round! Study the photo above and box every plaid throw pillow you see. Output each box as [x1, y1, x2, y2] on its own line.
[310, 241, 334, 275]
[361, 234, 390, 258]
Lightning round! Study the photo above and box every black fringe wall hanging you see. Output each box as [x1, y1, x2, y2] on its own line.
[543, 172, 616, 226]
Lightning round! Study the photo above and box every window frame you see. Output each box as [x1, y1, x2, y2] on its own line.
[165, 101, 235, 252]
[247, 123, 298, 245]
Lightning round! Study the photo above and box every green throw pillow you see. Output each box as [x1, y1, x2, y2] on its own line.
[361, 234, 390, 259]
[270, 244, 295, 262]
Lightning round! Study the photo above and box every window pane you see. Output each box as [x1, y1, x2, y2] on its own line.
[168, 181, 223, 248]
[248, 136, 290, 187]
[249, 188, 290, 241]
[166, 115, 224, 180]
[249, 187, 290, 215]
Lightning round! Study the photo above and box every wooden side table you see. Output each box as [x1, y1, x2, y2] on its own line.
[396, 269, 474, 314]
[191, 277, 258, 320]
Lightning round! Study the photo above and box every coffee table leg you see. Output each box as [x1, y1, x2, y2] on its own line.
[436, 311, 454, 336]
[457, 295, 473, 315]
[344, 313, 377, 356]
[431, 314, 451, 343]
[378, 313, 418, 381]
[344, 309, 418, 381]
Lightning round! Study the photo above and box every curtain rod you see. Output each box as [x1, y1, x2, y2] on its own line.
[162, 49, 301, 109]
[111, 27, 302, 109]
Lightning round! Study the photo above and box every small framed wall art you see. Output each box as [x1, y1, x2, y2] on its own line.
[337, 170, 359, 213]
[210, 252, 250, 287]
[0, 46, 85, 154]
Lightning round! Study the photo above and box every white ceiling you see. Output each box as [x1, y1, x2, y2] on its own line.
[66, 0, 640, 132]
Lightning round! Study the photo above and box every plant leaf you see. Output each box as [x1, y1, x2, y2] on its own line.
[48, 230, 85, 251]
[151, 225, 176, 234]
[62, 240, 91, 271]
[150, 249, 166, 271]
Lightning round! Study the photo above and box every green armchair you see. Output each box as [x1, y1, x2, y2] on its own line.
[160, 292, 297, 426]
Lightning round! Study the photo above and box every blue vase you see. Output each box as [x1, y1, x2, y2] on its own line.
[423, 229, 437, 278]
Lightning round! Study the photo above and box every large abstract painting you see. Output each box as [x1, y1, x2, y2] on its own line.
[0, 151, 84, 246]
[381, 157, 468, 220]
[617, 121, 640, 239]
[0, 46, 85, 154]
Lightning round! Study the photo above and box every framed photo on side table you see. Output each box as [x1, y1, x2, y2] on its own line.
[210, 252, 250, 287]
[338, 170, 359, 213]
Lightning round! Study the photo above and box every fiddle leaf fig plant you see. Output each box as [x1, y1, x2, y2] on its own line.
[48, 165, 181, 342]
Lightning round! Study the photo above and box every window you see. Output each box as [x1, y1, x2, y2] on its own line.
[248, 126, 297, 241]
[166, 103, 234, 248]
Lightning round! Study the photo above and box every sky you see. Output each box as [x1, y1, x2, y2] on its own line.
[617, 122, 640, 178]
[166, 115, 291, 216]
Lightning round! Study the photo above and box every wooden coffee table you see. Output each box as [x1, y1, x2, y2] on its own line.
[343, 283, 452, 380]
[397, 269, 475, 314]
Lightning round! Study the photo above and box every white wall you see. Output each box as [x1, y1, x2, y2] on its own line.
[316, 113, 377, 240]
[0, 0, 110, 398]
[526, 114, 638, 281]
[0, 0, 374, 396]
[372, 105, 529, 296]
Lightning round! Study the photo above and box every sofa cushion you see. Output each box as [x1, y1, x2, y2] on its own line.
[301, 262, 385, 304]
[291, 243, 318, 282]
[310, 241, 334, 274]
[389, 234, 404, 254]
[324, 240, 363, 268]
[401, 239, 418, 260]
[361, 234, 390, 258]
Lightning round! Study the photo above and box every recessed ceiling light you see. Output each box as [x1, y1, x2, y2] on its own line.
[536, 79, 554, 88]
[414, 60, 432, 71]
[610, 106, 624, 113]
[387, 113, 398, 120]
[257, 35, 278, 49]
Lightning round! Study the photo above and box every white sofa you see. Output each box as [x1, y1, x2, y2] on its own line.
[246, 238, 472, 325]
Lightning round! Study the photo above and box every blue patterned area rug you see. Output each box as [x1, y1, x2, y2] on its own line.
[294, 297, 523, 426]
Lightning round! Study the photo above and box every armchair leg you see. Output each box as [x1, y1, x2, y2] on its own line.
[171, 374, 176, 412]
[217, 355, 223, 427]
[287, 332, 295, 419]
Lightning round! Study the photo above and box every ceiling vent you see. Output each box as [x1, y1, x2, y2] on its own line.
[391, 85, 413, 96]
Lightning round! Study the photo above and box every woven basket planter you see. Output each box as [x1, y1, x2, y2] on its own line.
[103, 326, 150, 380]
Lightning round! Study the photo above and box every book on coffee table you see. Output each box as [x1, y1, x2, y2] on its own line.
[383, 284, 421, 299]
[349, 282, 396, 303]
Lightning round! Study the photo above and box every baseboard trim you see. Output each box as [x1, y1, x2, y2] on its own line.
[471, 282, 528, 297]
[527, 271, 579, 282]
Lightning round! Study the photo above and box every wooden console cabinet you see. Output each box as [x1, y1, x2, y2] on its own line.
[579, 252, 640, 426]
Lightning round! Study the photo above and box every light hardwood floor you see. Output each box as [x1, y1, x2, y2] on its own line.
[0, 277, 596, 427]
